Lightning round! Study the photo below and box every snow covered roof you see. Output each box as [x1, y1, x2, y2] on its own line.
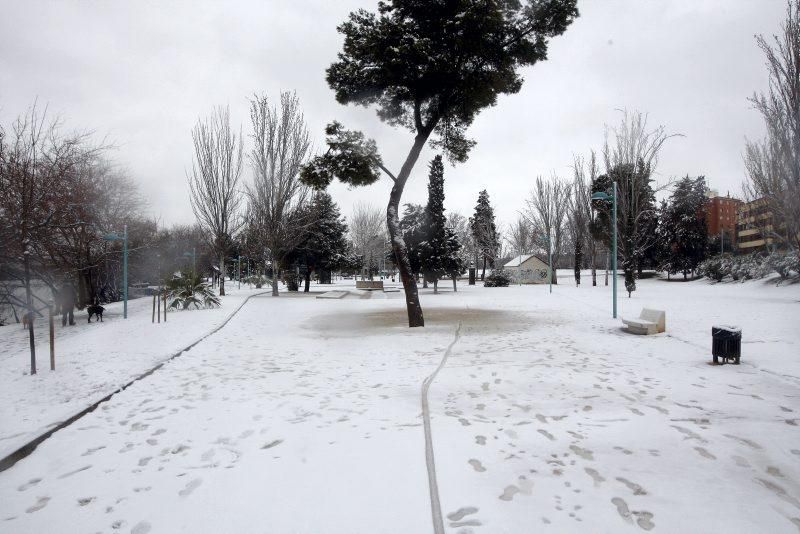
[504, 254, 546, 268]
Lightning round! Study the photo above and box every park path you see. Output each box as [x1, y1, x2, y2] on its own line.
[0, 294, 447, 533]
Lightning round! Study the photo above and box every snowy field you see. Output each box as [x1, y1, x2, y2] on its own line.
[0, 274, 798, 533]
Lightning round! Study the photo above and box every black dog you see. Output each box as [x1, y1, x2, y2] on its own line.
[87, 305, 105, 323]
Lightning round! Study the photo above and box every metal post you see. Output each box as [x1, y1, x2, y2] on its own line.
[238, 256, 241, 290]
[612, 181, 618, 319]
[49, 304, 55, 371]
[123, 224, 128, 319]
[720, 229, 724, 254]
[548, 236, 553, 294]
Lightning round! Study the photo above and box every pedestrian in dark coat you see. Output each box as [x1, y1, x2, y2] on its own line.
[60, 282, 77, 326]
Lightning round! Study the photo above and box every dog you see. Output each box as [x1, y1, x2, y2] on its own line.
[21, 312, 34, 329]
[87, 304, 105, 323]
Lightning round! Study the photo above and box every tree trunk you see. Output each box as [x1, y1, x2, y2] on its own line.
[219, 252, 226, 296]
[386, 133, 428, 328]
[271, 261, 280, 297]
[23, 253, 36, 375]
[433, 278, 438, 294]
[304, 270, 311, 292]
[604, 251, 609, 286]
[481, 256, 486, 280]
[453, 275, 457, 292]
[423, 277, 428, 289]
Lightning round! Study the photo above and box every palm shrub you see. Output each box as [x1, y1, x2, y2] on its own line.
[166, 270, 221, 310]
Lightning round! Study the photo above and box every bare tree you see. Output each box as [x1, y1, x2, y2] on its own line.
[350, 202, 386, 280]
[567, 152, 598, 286]
[507, 216, 534, 258]
[246, 92, 312, 296]
[524, 174, 571, 284]
[744, 0, 800, 252]
[0, 102, 96, 374]
[187, 105, 244, 296]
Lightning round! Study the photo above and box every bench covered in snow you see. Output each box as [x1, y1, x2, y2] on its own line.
[622, 308, 665, 335]
[356, 280, 384, 290]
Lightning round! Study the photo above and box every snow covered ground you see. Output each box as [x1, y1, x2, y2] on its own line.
[0, 275, 798, 533]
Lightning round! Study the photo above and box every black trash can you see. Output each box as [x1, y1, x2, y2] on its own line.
[712, 325, 742, 365]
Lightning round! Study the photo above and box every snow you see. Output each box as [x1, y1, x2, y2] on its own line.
[0, 274, 799, 532]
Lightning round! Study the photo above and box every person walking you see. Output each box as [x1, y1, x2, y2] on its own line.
[60, 281, 77, 326]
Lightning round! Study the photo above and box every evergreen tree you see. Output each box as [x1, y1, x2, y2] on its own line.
[419, 155, 462, 293]
[471, 190, 499, 281]
[289, 191, 349, 291]
[657, 176, 708, 279]
[590, 163, 658, 297]
[399, 204, 426, 280]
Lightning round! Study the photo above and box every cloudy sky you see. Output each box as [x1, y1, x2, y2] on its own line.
[0, 0, 787, 233]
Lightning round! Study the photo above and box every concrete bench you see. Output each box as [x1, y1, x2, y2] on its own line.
[622, 308, 665, 335]
[356, 280, 384, 290]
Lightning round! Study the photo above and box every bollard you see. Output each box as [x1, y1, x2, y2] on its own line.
[49, 304, 55, 371]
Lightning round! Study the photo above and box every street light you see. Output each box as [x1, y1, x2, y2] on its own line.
[103, 224, 128, 319]
[592, 182, 618, 318]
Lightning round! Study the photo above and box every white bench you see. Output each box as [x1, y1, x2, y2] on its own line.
[622, 308, 665, 335]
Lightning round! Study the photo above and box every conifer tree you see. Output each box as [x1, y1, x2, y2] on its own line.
[471, 190, 500, 281]
[657, 176, 708, 279]
[300, 0, 579, 327]
[420, 155, 462, 293]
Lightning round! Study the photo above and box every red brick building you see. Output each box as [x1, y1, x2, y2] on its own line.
[705, 194, 741, 243]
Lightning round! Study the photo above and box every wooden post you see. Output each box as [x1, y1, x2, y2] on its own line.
[157, 290, 161, 323]
[49, 305, 55, 371]
[152, 293, 156, 323]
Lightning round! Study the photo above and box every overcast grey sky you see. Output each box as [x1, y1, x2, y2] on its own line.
[0, 0, 787, 233]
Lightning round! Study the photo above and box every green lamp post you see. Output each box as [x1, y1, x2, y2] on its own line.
[592, 183, 618, 318]
[103, 224, 128, 319]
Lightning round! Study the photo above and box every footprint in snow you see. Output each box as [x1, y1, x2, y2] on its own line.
[468, 459, 486, 472]
[178, 479, 202, 497]
[25, 497, 50, 513]
[18, 478, 42, 491]
[131, 521, 152, 534]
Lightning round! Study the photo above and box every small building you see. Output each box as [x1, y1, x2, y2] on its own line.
[503, 254, 550, 284]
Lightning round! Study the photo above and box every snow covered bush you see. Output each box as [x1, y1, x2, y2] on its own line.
[766, 250, 800, 280]
[698, 256, 726, 282]
[484, 270, 511, 287]
[244, 275, 269, 288]
[165, 271, 221, 310]
[283, 272, 299, 291]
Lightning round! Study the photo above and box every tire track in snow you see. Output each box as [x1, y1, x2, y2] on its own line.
[0, 290, 271, 473]
[421, 321, 462, 534]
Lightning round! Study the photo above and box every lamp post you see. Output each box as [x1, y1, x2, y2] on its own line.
[592, 182, 618, 318]
[103, 224, 128, 319]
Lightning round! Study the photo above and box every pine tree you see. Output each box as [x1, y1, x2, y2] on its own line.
[471, 190, 499, 281]
[289, 191, 349, 291]
[420, 155, 462, 293]
[657, 176, 708, 279]
[400, 204, 426, 280]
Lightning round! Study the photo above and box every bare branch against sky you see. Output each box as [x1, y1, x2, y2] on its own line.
[0, 1, 788, 228]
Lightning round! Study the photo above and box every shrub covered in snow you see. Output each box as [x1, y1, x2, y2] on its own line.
[283, 272, 299, 291]
[484, 270, 512, 287]
[698, 251, 799, 283]
[165, 271, 221, 310]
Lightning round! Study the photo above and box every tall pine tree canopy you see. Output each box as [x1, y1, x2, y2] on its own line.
[300, 0, 579, 326]
[289, 191, 349, 277]
[472, 189, 499, 265]
[420, 155, 462, 283]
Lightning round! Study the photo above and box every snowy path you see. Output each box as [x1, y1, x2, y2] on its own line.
[0, 278, 798, 533]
